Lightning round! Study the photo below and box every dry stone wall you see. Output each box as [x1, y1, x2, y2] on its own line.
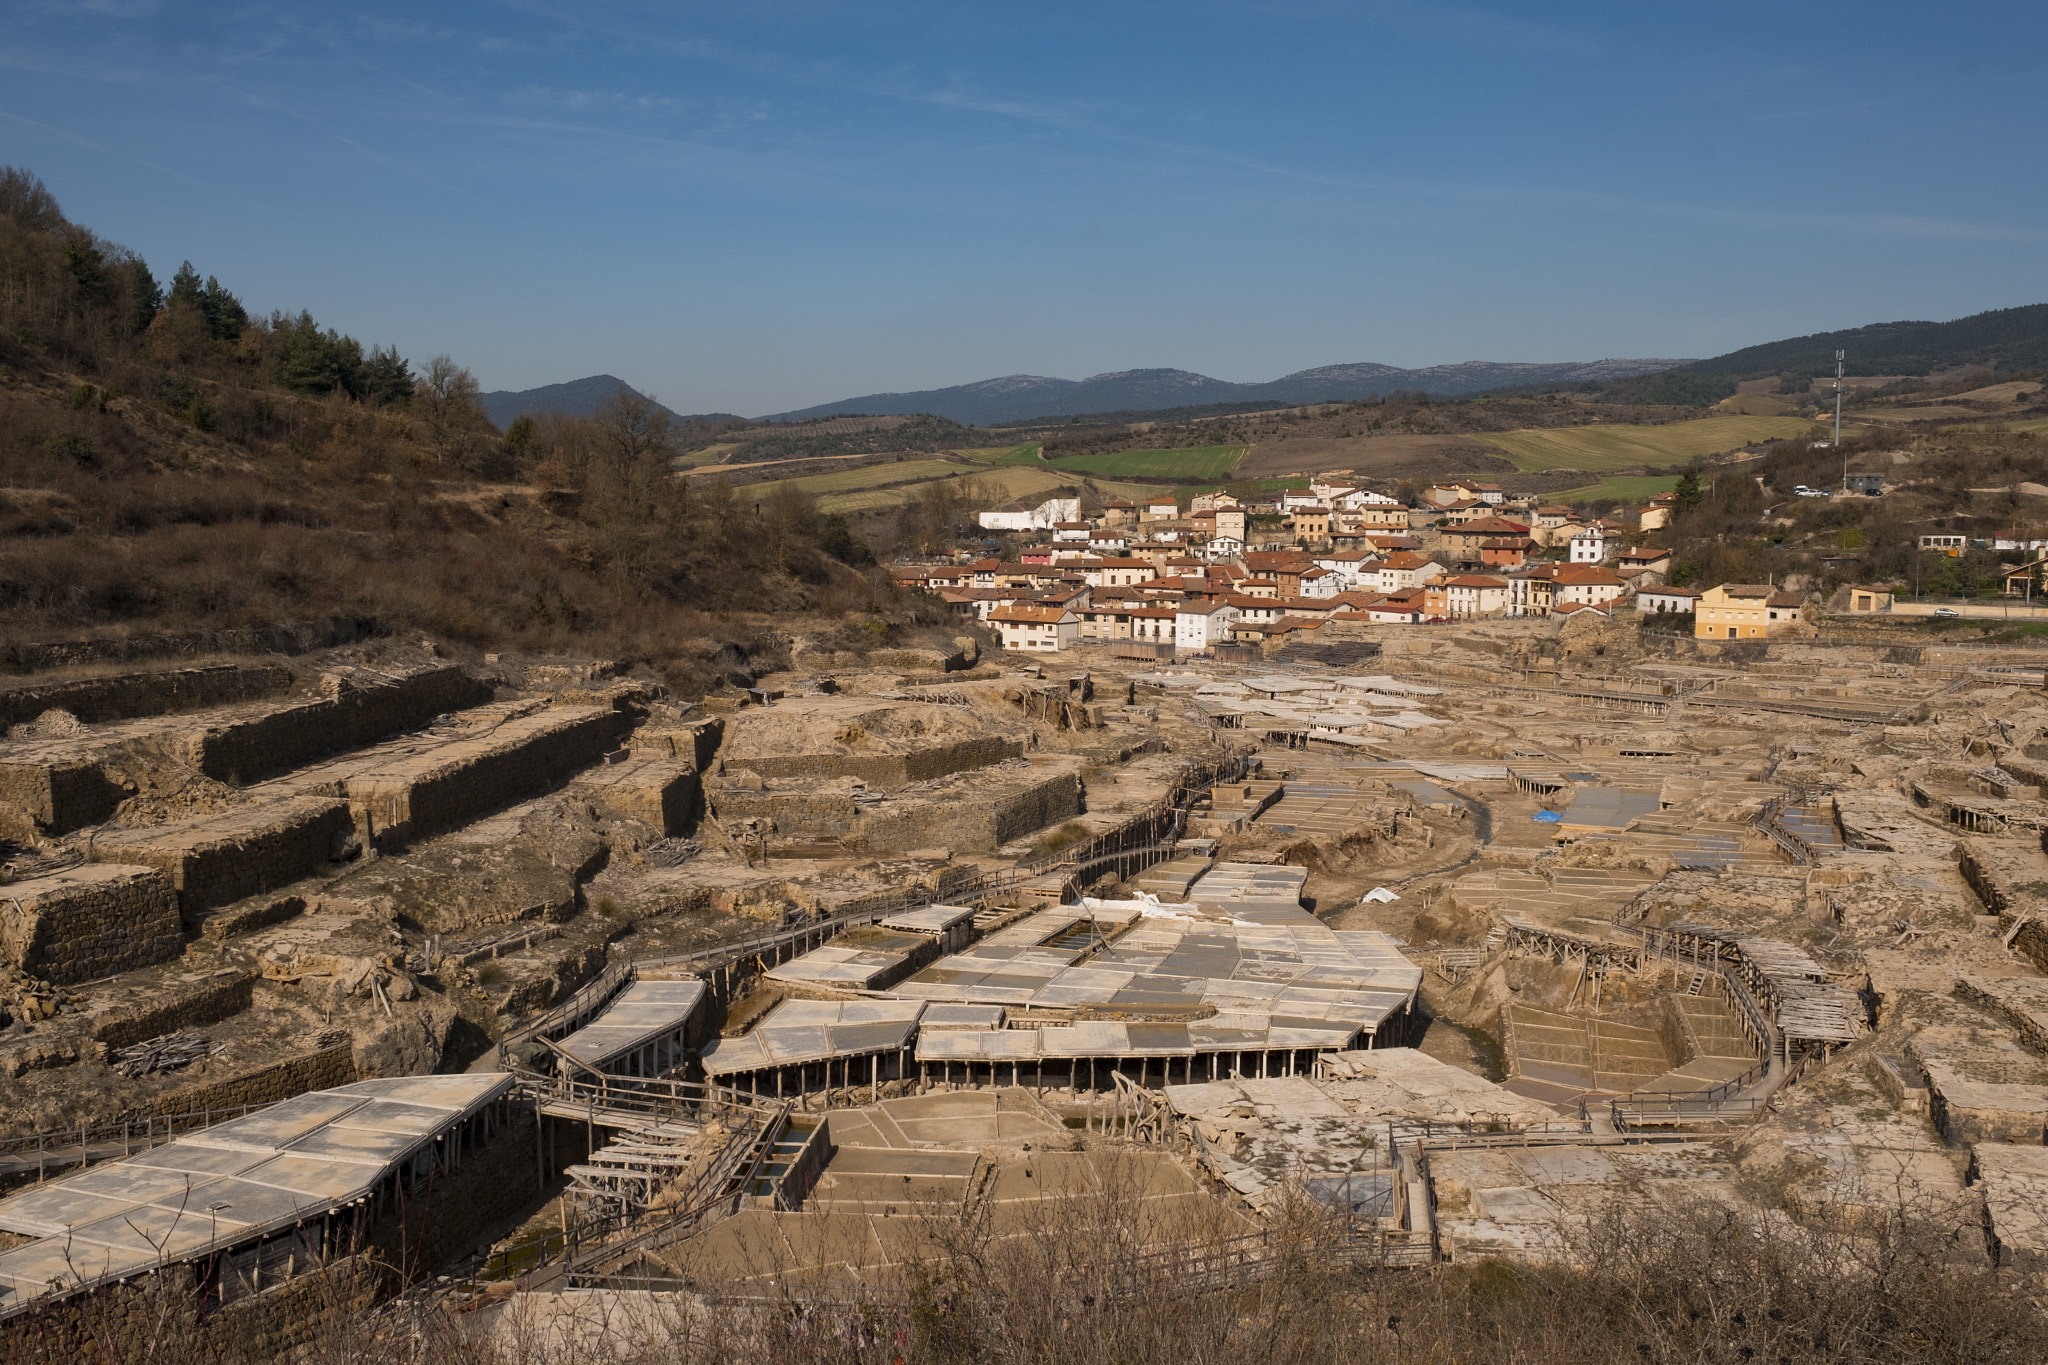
[344, 705, 614, 844]
[0, 664, 492, 839]
[0, 755, 121, 839]
[0, 1262, 202, 1360]
[185, 663, 492, 783]
[155, 1038, 357, 1114]
[572, 758, 699, 835]
[90, 798, 354, 912]
[0, 864, 180, 986]
[89, 969, 256, 1050]
[629, 716, 724, 771]
[0, 663, 294, 731]
[736, 735, 1021, 786]
[717, 768, 1082, 853]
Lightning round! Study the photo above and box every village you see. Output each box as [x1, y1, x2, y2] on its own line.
[900, 477, 1849, 658]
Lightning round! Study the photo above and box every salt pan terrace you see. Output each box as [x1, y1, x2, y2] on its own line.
[0, 1074, 512, 1320]
[553, 977, 710, 1077]
[1141, 672, 1449, 746]
[702, 863, 1422, 1096]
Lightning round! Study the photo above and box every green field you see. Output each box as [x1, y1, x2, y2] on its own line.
[784, 459, 970, 495]
[1089, 478, 1171, 503]
[1170, 475, 1308, 504]
[953, 443, 1044, 466]
[1548, 474, 1683, 505]
[1041, 445, 1248, 481]
[1476, 416, 1818, 471]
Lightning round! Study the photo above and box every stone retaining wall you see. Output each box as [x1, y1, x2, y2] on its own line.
[199, 894, 307, 942]
[0, 755, 122, 840]
[1959, 839, 2048, 917]
[0, 864, 180, 986]
[89, 969, 257, 1050]
[90, 799, 354, 912]
[572, 758, 699, 835]
[0, 663, 295, 731]
[1958, 840, 2048, 973]
[154, 1040, 358, 1115]
[0, 664, 492, 839]
[629, 715, 724, 771]
[735, 735, 1020, 786]
[204, 1255, 379, 1362]
[861, 771, 1081, 852]
[345, 705, 614, 845]
[185, 663, 493, 784]
[1957, 975, 2048, 1056]
[0, 1262, 201, 1359]
[714, 766, 1081, 854]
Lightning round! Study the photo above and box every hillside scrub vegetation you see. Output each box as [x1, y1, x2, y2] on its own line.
[0, 166, 926, 694]
[1648, 427, 2048, 600]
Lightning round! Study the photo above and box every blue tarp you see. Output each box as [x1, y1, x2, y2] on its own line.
[1531, 810, 1563, 823]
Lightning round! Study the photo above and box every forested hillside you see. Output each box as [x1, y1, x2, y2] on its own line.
[0, 168, 915, 694]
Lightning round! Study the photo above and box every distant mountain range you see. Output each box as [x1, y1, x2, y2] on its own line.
[760, 358, 1693, 426]
[479, 375, 681, 430]
[490, 301, 2048, 432]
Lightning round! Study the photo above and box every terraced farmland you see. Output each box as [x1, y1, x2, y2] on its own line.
[815, 466, 1074, 515]
[786, 459, 971, 495]
[1476, 416, 1817, 471]
[953, 444, 1044, 465]
[1041, 445, 1248, 480]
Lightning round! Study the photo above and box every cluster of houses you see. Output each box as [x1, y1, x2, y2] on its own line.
[888, 478, 1759, 656]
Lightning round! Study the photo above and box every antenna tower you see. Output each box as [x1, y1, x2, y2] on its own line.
[1833, 349, 1845, 455]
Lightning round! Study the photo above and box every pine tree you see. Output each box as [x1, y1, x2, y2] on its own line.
[1674, 464, 1704, 514]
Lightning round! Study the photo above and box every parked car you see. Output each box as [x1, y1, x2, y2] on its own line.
[1792, 485, 1829, 498]
[1934, 607, 1961, 618]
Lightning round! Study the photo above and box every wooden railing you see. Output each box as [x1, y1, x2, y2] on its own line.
[0, 1101, 278, 1182]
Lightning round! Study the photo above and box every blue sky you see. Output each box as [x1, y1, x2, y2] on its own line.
[5, 1, 2045, 417]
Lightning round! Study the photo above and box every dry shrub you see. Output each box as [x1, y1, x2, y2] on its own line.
[374, 1174, 2047, 1365]
[4, 1174, 2042, 1364]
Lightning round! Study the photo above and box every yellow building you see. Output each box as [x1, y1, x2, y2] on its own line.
[1694, 584, 1806, 639]
[1288, 505, 1331, 542]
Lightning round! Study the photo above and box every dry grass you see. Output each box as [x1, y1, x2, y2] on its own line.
[784, 459, 976, 495]
[1041, 446, 1248, 480]
[818, 467, 1074, 515]
[5, 1162, 2044, 1365]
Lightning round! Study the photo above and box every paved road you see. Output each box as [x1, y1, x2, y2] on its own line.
[1884, 601, 2048, 620]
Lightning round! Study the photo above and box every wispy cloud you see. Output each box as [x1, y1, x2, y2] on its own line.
[0, 106, 212, 188]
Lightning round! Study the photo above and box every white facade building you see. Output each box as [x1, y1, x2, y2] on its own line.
[977, 497, 1081, 532]
[1173, 601, 1239, 654]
